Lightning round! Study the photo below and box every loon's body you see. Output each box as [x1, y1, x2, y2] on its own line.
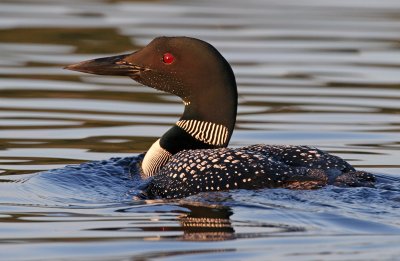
[66, 36, 375, 199]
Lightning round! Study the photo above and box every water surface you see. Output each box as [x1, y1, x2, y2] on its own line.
[0, 0, 400, 260]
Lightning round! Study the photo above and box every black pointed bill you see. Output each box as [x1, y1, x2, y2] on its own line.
[64, 54, 147, 76]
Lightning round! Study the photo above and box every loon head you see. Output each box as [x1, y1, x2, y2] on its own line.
[66, 36, 238, 177]
[66, 36, 237, 111]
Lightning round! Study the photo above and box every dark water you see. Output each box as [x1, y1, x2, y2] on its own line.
[1, 0, 400, 260]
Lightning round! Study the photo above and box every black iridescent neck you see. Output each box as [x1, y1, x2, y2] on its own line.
[160, 67, 238, 155]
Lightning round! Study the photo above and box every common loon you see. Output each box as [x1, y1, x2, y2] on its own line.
[65, 36, 375, 199]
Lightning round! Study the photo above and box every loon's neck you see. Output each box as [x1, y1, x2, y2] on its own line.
[163, 95, 237, 151]
[64, 36, 240, 178]
[142, 82, 237, 178]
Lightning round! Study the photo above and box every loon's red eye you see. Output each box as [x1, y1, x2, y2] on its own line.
[162, 53, 175, 64]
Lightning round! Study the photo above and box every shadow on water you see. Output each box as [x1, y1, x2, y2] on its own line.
[0, 0, 400, 259]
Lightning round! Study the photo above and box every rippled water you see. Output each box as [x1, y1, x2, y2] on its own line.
[1, 0, 400, 260]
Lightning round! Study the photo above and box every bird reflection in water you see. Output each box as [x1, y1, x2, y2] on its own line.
[178, 203, 235, 241]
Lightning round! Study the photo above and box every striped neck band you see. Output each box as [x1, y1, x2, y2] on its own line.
[176, 120, 228, 146]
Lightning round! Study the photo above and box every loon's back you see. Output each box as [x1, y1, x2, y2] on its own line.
[145, 145, 374, 199]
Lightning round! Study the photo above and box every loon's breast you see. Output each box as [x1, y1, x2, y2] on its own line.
[144, 145, 375, 199]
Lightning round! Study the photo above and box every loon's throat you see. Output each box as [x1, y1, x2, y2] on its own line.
[141, 120, 229, 177]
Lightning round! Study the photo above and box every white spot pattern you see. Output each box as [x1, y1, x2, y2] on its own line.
[145, 144, 375, 199]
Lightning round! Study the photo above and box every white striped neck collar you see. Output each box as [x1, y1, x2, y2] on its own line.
[176, 120, 228, 146]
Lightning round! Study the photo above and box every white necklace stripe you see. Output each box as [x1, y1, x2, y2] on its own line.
[204, 122, 211, 142]
[191, 120, 197, 133]
[210, 123, 216, 144]
[222, 126, 228, 144]
[176, 120, 228, 146]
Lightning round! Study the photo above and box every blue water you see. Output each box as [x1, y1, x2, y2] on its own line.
[0, 0, 400, 260]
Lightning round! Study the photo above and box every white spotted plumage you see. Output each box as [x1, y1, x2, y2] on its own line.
[145, 144, 375, 199]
